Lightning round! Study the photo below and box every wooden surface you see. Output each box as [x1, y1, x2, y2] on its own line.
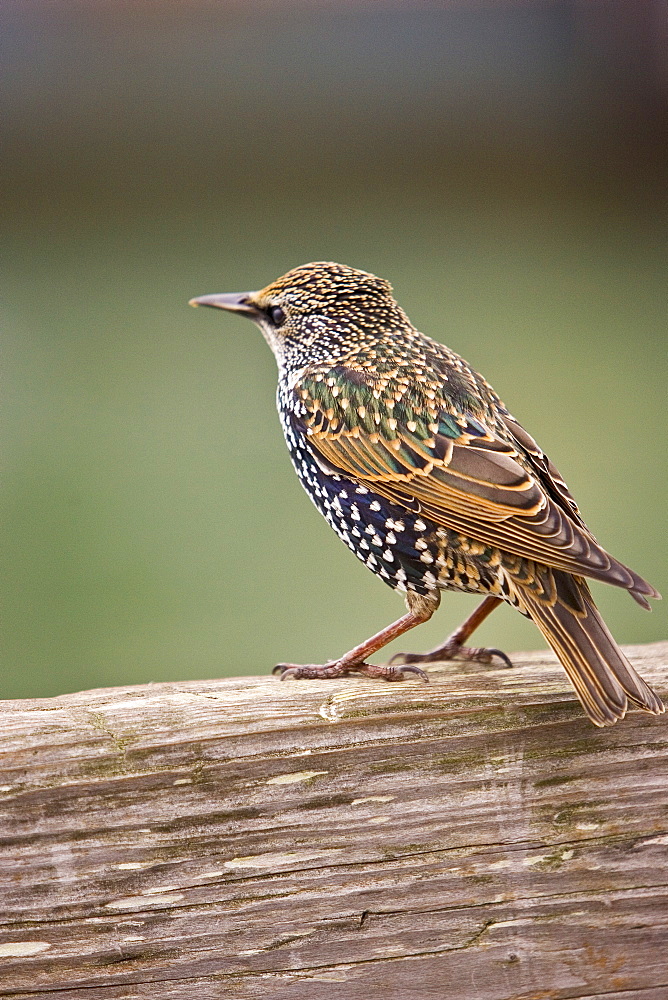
[1, 642, 667, 1000]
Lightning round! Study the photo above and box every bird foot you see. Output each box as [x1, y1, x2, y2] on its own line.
[390, 638, 513, 669]
[273, 660, 429, 682]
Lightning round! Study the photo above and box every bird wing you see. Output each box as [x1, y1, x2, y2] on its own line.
[498, 412, 590, 533]
[292, 363, 656, 598]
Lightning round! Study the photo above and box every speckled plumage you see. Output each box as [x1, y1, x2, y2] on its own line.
[190, 262, 663, 726]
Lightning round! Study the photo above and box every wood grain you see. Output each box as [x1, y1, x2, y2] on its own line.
[1, 643, 667, 999]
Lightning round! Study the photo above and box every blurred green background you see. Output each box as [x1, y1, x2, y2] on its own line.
[3, 1, 667, 699]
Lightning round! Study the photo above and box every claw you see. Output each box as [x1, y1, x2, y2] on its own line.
[393, 664, 429, 682]
[388, 651, 414, 666]
[486, 647, 514, 669]
[278, 667, 306, 681]
[356, 661, 430, 682]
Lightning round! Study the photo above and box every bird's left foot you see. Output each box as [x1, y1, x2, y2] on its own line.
[273, 660, 429, 682]
[390, 637, 513, 669]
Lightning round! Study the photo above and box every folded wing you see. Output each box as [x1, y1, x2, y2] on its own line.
[294, 365, 658, 605]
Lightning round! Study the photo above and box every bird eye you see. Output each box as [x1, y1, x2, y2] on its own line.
[269, 305, 286, 326]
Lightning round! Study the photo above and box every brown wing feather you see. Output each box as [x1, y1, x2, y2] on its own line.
[501, 413, 590, 532]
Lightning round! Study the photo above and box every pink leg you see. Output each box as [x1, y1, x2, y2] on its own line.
[274, 591, 439, 682]
[390, 595, 512, 669]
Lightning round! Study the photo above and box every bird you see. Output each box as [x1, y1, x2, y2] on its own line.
[189, 261, 663, 727]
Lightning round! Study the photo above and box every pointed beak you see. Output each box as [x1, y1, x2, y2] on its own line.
[188, 292, 260, 316]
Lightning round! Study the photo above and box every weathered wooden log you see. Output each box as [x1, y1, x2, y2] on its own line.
[1, 642, 667, 999]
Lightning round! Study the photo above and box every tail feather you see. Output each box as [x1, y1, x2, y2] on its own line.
[513, 572, 664, 726]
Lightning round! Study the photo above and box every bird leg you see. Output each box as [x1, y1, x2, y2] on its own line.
[390, 595, 513, 669]
[274, 591, 439, 682]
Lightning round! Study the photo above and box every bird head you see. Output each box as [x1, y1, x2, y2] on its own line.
[189, 261, 408, 372]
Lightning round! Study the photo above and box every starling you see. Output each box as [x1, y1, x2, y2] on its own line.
[190, 262, 663, 727]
